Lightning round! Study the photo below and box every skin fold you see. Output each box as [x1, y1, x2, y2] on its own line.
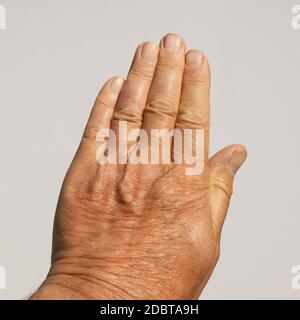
[30, 33, 247, 300]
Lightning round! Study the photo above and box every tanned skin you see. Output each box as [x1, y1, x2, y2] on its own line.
[30, 33, 247, 300]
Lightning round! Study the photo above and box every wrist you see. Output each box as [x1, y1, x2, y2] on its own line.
[29, 274, 133, 300]
[29, 279, 90, 300]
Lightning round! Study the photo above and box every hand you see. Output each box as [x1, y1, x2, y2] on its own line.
[31, 33, 247, 300]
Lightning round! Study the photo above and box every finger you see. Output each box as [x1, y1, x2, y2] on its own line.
[77, 76, 124, 159]
[111, 42, 159, 133]
[142, 33, 185, 133]
[175, 50, 211, 168]
[65, 77, 124, 187]
[209, 144, 247, 238]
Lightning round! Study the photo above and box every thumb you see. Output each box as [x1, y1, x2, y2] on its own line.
[209, 144, 247, 238]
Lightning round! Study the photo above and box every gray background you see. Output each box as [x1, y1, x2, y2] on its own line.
[0, 0, 299, 299]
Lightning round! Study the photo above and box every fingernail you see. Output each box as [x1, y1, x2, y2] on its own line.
[110, 77, 124, 94]
[228, 147, 247, 174]
[185, 50, 204, 68]
[162, 33, 183, 52]
[141, 42, 159, 61]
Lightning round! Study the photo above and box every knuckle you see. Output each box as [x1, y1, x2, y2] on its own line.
[129, 66, 154, 82]
[185, 75, 210, 87]
[95, 96, 116, 109]
[156, 59, 183, 73]
[210, 171, 233, 200]
[83, 126, 98, 142]
[113, 107, 143, 126]
[145, 100, 177, 123]
[116, 180, 143, 215]
[119, 89, 144, 110]
[176, 108, 209, 129]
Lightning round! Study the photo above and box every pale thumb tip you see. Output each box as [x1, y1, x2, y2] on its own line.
[227, 144, 247, 174]
[210, 144, 247, 175]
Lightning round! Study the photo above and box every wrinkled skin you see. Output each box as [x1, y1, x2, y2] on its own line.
[31, 33, 247, 300]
